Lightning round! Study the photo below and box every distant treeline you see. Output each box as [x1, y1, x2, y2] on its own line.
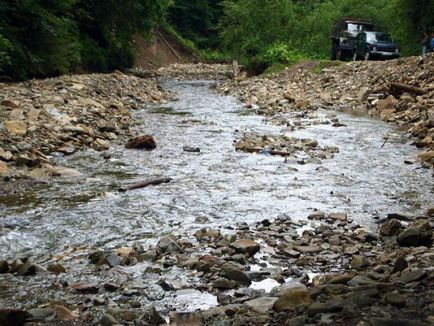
[0, 0, 171, 80]
[1, 0, 433, 80]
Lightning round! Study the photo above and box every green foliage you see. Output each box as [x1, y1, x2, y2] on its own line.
[219, 0, 434, 67]
[0, 34, 12, 72]
[168, 0, 223, 48]
[264, 43, 306, 65]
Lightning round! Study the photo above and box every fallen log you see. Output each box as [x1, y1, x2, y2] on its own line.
[390, 82, 427, 96]
[118, 177, 172, 192]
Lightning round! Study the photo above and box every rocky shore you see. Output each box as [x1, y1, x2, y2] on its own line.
[0, 71, 177, 186]
[219, 55, 434, 167]
[1, 211, 432, 325]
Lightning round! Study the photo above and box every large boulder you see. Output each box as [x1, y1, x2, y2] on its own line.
[125, 135, 157, 150]
[397, 219, 432, 247]
[0, 308, 29, 326]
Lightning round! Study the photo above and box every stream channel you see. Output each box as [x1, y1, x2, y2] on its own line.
[0, 80, 433, 314]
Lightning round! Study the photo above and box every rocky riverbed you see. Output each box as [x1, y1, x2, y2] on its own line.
[0, 59, 433, 325]
[219, 55, 434, 167]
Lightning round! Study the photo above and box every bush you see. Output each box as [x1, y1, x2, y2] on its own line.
[263, 43, 306, 65]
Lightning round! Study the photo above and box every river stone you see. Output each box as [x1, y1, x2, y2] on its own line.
[220, 263, 251, 284]
[194, 228, 221, 241]
[380, 219, 402, 237]
[396, 269, 427, 284]
[157, 235, 184, 254]
[125, 135, 157, 150]
[351, 255, 369, 269]
[1, 99, 20, 108]
[245, 297, 278, 313]
[418, 151, 434, 163]
[383, 291, 406, 307]
[0, 162, 11, 177]
[329, 213, 347, 221]
[273, 284, 312, 312]
[99, 314, 119, 326]
[5, 120, 27, 136]
[169, 312, 202, 326]
[71, 283, 99, 294]
[0, 308, 29, 326]
[28, 307, 54, 321]
[397, 220, 432, 247]
[52, 305, 77, 321]
[229, 239, 260, 256]
[293, 245, 321, 254]
[213, 277, 238, 289]
[392, 256, 408, 274]
[0, 148, 13, 161]
[47, 264, 66, 274]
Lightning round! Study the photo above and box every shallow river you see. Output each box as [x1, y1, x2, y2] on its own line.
[0, 80, 433, 311]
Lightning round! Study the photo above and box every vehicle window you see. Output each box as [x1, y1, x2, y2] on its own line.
[366, 33, 392, 42]
[347, 23, 359, 32]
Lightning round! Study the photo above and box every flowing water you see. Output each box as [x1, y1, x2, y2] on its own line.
[0, 80, 433, 312]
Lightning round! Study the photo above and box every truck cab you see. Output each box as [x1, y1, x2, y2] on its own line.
[331, 19, 374, 60]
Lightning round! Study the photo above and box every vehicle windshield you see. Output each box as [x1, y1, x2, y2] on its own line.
[367, 32, 392, 43]
[347, 23, 372, 32]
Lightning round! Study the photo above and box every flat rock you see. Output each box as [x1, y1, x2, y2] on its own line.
[397, 220, 432, 247]
[245, 297, 278, 313]
[230, 239, 260, 256]
[293, 245, 321, 254]
[396, 269, 427, 284]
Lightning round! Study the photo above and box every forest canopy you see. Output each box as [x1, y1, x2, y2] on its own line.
[0, 0, 433, 80]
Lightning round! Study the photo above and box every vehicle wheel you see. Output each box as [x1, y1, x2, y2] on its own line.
[364, 52, 370, 61]
[352, 51, 357, 61]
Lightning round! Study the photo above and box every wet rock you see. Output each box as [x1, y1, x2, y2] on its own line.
[245, 297, 278, 313]
[397, 219, 432, 247]
[0, 308, 29, 326]
[100, 314, 119, 326]
[351, 255, 369, 269]
[220, 262, 251, 284]
[27, 307, 54, 321]
[383, 291, 406, 307]
[229, 239, 260, 256]
[194, 228, 221, 241]
[329, 213, 347, 221]
[1, 99, 20, 108]
[144, 306, 165, 325]
[183, 146, 200, 153]
[47, 263, 66, 274]
[380, 219, 402, 237]
[396, 269, 427, 284]
[157, 235, 184, 254]
[169, 311, 202, 326]
[293, 245, 321, 254]
[391, 256, 408, 274]
[71, 282, 99, 294]
[213, 277, 238, 289]
[125, 135, 157, 150]
[273, 284, 312, 312]
[52, 305, 77, 321]
[103, 283, 119, 292]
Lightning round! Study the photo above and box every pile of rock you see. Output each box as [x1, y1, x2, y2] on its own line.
[235, 133, 339, 161]
[0, 72, 174, 179]
[219, 55, 434, 167]
[157, 63, 232, 80]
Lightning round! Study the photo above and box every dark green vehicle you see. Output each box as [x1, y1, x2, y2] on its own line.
[331, 18, 374, 60]
[353, 31, 400, 60]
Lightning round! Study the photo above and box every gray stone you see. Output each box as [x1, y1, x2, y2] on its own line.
[229, 239, 260, 256]
[244, 297, 278, 313]
[397, 220, 432, 247]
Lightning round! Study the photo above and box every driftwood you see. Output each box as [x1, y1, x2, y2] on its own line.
[118, 177, 172, 192]
[390, 82, 427, 96]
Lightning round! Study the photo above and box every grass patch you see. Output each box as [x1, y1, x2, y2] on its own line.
[262, 63, 290, 76]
